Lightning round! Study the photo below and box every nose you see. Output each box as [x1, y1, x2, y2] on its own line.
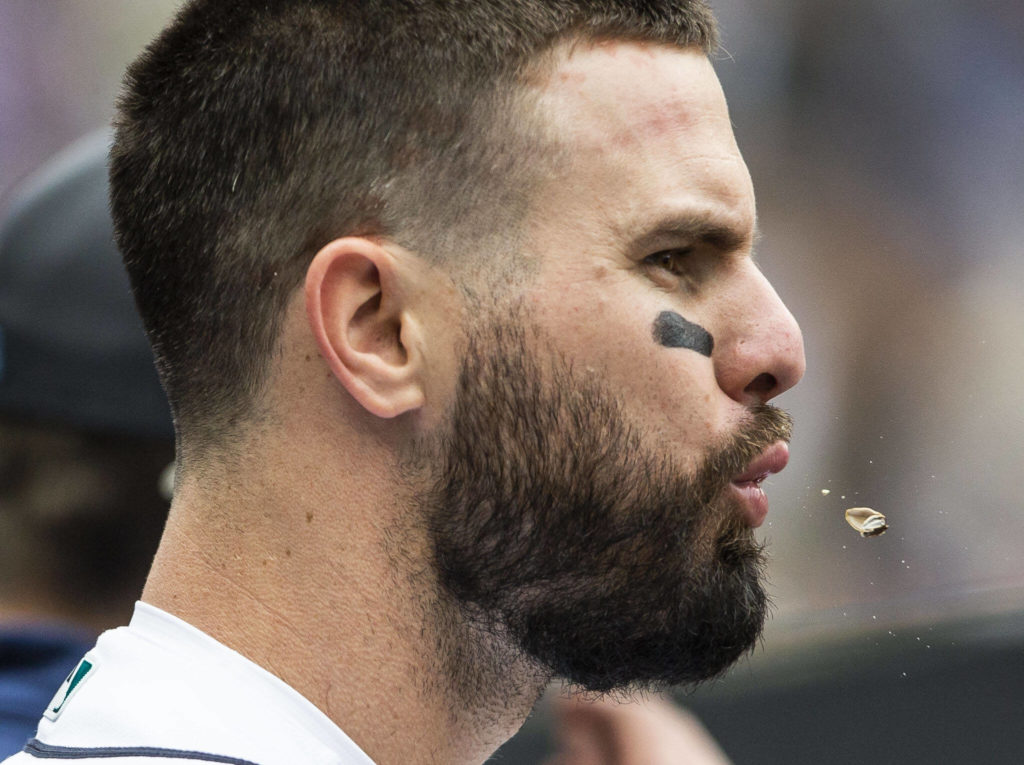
[713, 268, 805, 406]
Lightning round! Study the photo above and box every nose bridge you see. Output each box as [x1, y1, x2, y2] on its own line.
[714, 266, 805, 405]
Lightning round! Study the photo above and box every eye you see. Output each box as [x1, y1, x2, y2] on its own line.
[643, 248, 693, 277]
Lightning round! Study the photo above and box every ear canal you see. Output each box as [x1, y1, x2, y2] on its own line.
[349, 291, 408, 365]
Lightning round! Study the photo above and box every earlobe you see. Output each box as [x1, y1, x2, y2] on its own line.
[305, 238, 426, 418]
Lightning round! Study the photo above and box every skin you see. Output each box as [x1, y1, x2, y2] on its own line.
[142, 41, 804, 765]
[522, 42, 804, 479]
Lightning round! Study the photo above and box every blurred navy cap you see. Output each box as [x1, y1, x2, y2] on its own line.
[0, 132, 173, 439]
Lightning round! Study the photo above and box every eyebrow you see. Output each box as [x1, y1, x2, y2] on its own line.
[623, 212, 757, 257]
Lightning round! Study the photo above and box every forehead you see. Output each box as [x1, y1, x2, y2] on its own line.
[526, 41, 754, 250]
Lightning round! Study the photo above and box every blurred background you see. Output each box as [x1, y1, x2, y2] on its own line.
[1, 0, 1022, 762]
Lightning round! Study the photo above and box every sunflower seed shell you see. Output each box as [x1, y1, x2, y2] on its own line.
[845, 507, 888, 538]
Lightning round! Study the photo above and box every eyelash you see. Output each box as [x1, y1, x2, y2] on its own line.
[644, 248, 693, 277]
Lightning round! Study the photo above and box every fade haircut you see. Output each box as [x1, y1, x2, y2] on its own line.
[110, 0, 718, 456]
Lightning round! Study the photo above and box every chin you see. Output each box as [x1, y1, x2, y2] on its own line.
[510, 519, 769, 693]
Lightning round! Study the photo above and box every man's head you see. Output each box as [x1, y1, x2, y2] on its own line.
[113, 1, 804, 697]
[110, 0, 719, 457]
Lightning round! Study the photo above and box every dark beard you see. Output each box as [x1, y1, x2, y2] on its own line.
[422, 317, 792, 694]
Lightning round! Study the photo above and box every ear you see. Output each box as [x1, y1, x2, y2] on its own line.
[305, 237, 426, 418]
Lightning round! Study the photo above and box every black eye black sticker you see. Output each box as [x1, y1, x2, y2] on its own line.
[652, 310, 713, 357]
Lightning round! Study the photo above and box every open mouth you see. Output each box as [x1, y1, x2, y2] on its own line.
[730, 441, 790, 527]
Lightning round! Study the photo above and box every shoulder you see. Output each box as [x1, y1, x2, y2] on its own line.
[16, 606, 376, 765]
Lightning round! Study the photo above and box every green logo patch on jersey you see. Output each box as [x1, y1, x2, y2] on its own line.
[44, 657, 95, 722]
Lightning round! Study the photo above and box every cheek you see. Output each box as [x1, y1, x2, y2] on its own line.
[618, 344, 721, 453]
[531, 288, 725, 456]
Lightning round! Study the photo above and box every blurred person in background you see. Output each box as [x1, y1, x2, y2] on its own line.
[0, 133, 174, 757]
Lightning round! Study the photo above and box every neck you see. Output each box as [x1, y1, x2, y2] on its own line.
[142, 447, 544, 765]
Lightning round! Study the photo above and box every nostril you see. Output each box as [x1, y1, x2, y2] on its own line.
[744, 372, 777, 401]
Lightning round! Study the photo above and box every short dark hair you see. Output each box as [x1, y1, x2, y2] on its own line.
[110, 0, 717, 456]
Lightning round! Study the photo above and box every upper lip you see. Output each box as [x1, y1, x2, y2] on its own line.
[732, 441, 790, 484]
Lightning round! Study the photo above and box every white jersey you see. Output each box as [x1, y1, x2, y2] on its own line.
[2, 603, 375, 765]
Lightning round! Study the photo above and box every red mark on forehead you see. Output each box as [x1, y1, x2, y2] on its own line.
[557, 69, 587, 85]
[541, 43, 727, 157]
[610, 100, 700, 149]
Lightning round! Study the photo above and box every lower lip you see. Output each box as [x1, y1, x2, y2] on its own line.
[730, 481, 769, 528]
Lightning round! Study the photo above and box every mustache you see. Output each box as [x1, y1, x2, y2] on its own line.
[698, 404, 793, 505]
